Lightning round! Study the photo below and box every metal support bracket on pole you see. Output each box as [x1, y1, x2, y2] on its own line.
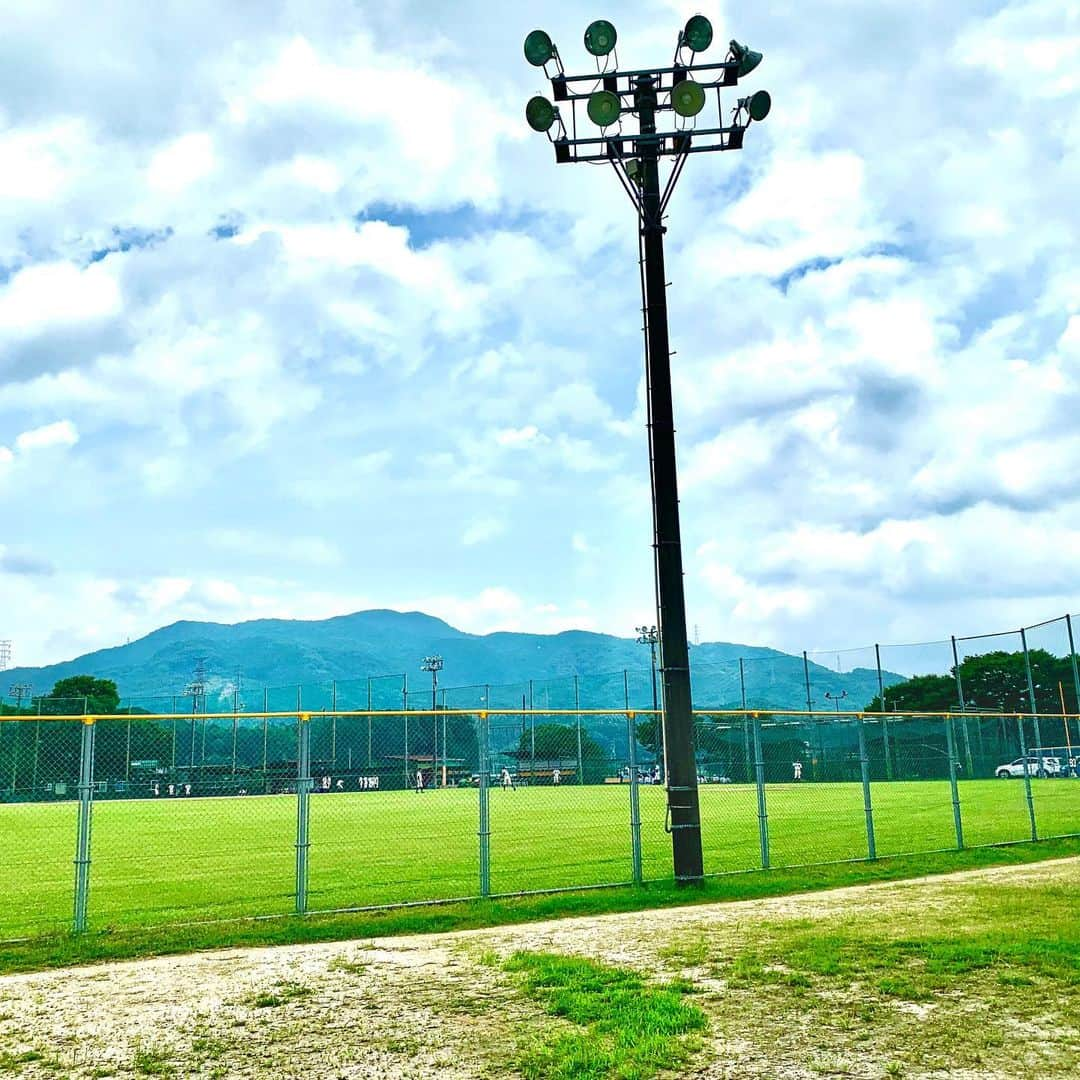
[73, 716, 96, 934]
[295, 712, 312, 915]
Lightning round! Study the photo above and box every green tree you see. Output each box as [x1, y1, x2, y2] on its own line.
[516, 722, 605, 762]
[42, 676, 120, 715]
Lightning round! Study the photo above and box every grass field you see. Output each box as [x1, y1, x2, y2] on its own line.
[1, 778, 1078, 941]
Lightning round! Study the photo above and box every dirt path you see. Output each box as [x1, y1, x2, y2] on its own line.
[0, 858, 1076, 1078]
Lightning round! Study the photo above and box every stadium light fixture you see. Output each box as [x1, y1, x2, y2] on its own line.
[671, 77, 705, 118]
[524, 29, 555, 66]
[584, 19, 617, 57]
[587, 89, 621, 127]
[745, 89, 772, 122]
[682, 15, 713, 53]
[728, 39, 763, 77]
[526, 95, 557, 132]
[521, 18, 771, 885]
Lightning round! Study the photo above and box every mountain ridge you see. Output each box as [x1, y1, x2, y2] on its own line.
[2, 608, 900, 712]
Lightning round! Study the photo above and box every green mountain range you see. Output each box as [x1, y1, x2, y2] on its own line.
[3, 609, 903, 716]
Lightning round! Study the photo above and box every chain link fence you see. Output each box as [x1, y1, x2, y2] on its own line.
[2, 703, 1079, 942]
[4, 612, 1080, 941]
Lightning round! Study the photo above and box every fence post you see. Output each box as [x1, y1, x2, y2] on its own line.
[627, 711, 643, 884]
[752, 714, 769, 869]
[1016, 713, 1038, 841]
[295, 713, 312, 914]
[858, 717, 876, 860]
[478, 712, 491, 897]
[874, 644, 894, 780]
[802, 651, 816, 780]
[1020, 628, 1043, 754]
[944, 714, 964, 850]
[331, 680, 338, 769]
[1066, 616, 1080, 740]
[740, 659, 752, 783]
[73, 716, 97, 934]
[574, 675, 583, 784]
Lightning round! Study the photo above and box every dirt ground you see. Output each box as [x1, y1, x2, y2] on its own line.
[0, 858, 1076, 1079]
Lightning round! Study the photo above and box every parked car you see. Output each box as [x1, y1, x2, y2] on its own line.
[995, 756, 1061, 779]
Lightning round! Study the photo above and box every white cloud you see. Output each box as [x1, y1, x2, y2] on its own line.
[0, 262, 122, 336]
[146, 132, 216, 194]
[1, 1, 1078, 671]
[14, 420, 78, 452]
[461, 518, 506, 546]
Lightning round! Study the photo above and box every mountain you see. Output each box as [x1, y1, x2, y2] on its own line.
[2, 609, 903, 715]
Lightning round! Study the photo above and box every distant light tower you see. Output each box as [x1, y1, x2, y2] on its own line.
[635, 625, 663, 780]
[184, 658, 208, 768]
[0, 641, 12, 671]
[9, 682, 32, 710]
[421, 655, 444, 786]
[824, 690, 848, 714]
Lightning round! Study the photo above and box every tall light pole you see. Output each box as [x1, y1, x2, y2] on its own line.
[823, 690, 847, 782]
[9, 683, 32, 710]
[525, 17, 771, 882]
[421, 655, 444, 786]
[635, 625, 663, 780]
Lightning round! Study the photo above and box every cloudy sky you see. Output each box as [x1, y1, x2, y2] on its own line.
[0, 0, 1077, 669]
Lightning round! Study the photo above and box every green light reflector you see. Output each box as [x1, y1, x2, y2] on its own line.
[584, 19, 617, 56]
[524, 29, 554, 66]
[729, 39, 763, 77]
[587, 89, 621, 127]
[671, 78, 706, 118]
[683, 15, 713, 52]
[748, 89, 771, 122]
[526, 96, 556, 132]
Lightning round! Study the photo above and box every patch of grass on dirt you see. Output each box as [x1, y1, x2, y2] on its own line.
[0, 1051, 46, 1072]
[132, 1045, 174, 1076]
[506, 951, 706, 1079]
[660, 868, 1080, 1076]
[247, 980, 313, 1008]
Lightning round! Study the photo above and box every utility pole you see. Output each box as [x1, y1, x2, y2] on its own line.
[524, 17, 770, 881]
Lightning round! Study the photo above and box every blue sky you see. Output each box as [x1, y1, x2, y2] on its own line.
[0, 0, 1078, 668]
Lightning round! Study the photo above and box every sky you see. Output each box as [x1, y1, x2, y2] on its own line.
[0, 0, 1078, 670]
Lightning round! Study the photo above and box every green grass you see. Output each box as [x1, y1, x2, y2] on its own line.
[0, 778, 1076, 961]
[654, 860, 1080, 1075]
[2, 779, 1076, 942]
[506, 952, 706, 1079]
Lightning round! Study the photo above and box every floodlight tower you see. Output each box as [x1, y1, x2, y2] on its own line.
[524, 17, 771, 882]
[0, 641, 12, 671]
[9, 683, 32, 710]
[421, 655, 444, 784]
[635, 625, 663, 780]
